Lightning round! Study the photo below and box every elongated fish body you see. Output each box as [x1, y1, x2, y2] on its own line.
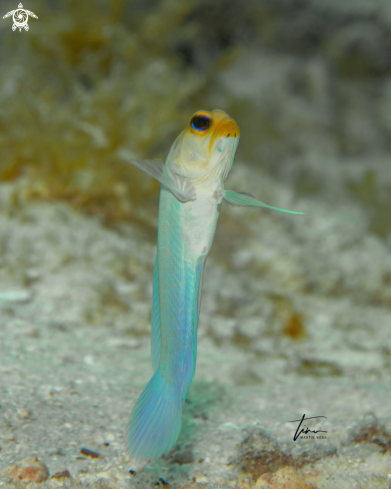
[126, 109, 301, 459]
[157, 188, 218, 383]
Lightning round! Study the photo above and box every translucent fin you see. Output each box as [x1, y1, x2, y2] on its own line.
[223, 190, 303, 215]
[180, 258, 204, 400]
[194, 258, 205, 331]
[151, 254, 160, 373]
[118, 150, 196, 203]
[127, 370, 182, 459]
[181, 334, 195, 401]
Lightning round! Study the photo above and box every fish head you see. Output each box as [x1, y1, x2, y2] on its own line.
[166, 109, 240, 183]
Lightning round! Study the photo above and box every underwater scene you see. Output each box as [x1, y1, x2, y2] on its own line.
[1, 0, 391, 487]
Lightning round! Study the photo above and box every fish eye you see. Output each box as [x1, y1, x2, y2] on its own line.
[191, 114, 212, 132]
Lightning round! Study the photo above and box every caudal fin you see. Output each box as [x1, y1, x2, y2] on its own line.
[127, 370, 182, 459]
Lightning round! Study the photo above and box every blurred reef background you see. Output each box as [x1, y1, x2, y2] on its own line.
[2, 0, 391, 234]
[1, 0, 391, 488]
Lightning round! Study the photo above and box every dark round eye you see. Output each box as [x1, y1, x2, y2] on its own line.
[191, 115, 212, 131]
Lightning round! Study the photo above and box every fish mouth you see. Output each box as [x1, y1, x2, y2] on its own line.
[209, 117, 240, 151]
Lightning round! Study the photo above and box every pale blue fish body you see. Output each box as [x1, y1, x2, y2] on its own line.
[156, 188, 218, 385]
[125, 109, 301, 459]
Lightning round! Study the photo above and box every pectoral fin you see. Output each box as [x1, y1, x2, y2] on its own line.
[118, 150, 196, 203]
[223, 190, 303, 215]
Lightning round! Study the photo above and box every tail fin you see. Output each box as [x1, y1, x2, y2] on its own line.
[127, 370, 182, 459]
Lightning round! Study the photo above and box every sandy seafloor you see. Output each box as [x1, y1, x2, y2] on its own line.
[0, 160, 391, 489]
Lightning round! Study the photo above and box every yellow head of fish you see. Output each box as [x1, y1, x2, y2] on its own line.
[166, 109, 240, 183]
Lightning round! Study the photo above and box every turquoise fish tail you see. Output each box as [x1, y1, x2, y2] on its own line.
[127, 370, 182, 459]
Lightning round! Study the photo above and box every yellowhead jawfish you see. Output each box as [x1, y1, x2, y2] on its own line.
[126, 109, 301, 458]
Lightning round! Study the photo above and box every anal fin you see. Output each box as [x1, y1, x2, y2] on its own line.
[181, 257, 205, 400]
[151, 253, 160, 372]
